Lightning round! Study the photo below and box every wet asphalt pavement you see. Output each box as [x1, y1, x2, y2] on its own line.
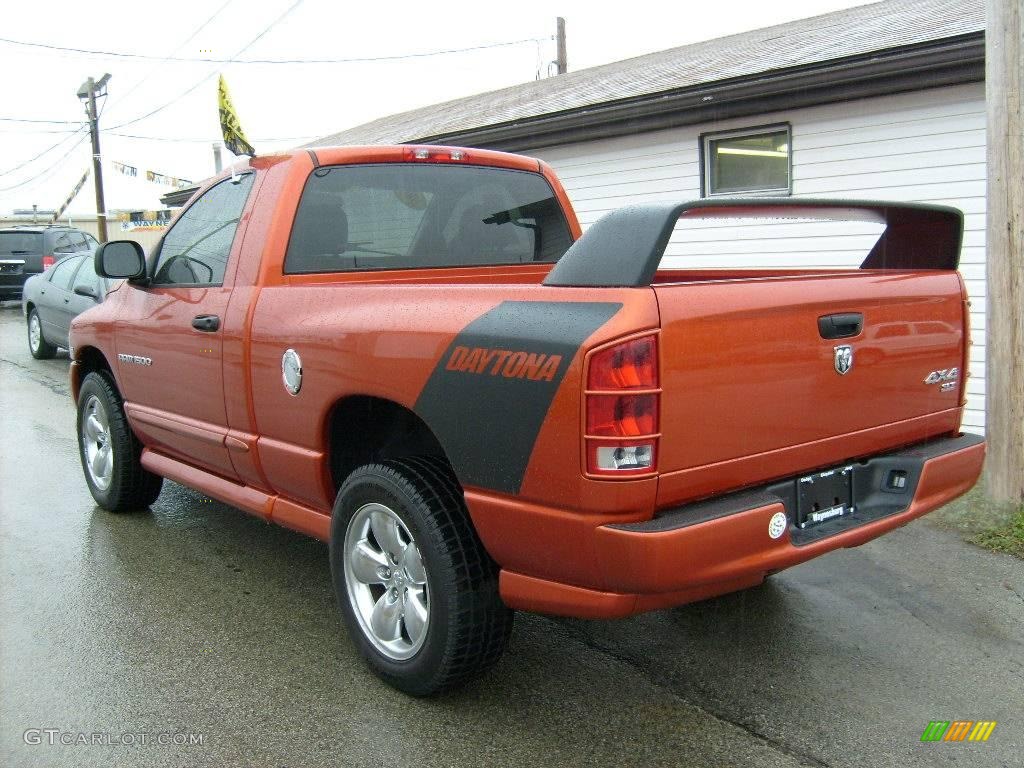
[0, 302, 1021, 768]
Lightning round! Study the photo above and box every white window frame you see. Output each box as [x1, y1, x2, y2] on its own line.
[700, 123, 792, 197]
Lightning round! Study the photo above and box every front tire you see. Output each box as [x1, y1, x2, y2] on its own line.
[27, 309, 57, 359]
[330, 457, 513, 695]
[77, 371, 163, 511]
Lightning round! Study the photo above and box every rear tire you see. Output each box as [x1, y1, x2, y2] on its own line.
[27, 309, 57, 359]
[76, 371, 163, 512]
[330, 457, 513, 696]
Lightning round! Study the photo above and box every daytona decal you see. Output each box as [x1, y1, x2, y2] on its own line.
[444, 346, 562, 381]
[415, 301, 621, 494]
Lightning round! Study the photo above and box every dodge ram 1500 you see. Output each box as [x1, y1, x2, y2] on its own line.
[70, 145, 985, 694]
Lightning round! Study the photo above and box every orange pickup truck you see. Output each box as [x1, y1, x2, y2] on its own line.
[70, 145, 984, 695]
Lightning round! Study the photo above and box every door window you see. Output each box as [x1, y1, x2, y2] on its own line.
[71, 257, 102, 296]
[152, 174, 255, 286]
[49, 255, 83, 290]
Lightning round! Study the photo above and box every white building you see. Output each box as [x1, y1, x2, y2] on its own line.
[317, 0, 987, 431]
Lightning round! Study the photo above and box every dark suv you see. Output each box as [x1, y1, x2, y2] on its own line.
[0, 226, 99, 301]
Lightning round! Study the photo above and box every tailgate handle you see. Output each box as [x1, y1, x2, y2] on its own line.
[818, 312, 863, 339]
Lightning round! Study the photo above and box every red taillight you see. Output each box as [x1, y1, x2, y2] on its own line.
[588, 336, 657, 389]
[42, 255, 55, 270]
[402, 146, 469, 163]
[586, 393, 658, 437]
[585, 334, 660, 476]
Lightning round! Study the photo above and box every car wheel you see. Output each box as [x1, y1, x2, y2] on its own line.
[77, 371, 163, 512]
[330, 457, 513, 696]
[27, 309, 57, 359]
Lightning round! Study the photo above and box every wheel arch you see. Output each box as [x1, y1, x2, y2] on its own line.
[325, 395, 451, 493]
[72, 346, 114, 402]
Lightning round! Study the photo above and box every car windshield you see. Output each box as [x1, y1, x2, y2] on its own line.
[0, 232, 42, 255]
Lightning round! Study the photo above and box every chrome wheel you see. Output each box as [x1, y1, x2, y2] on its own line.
[28, 312, 41, 352]
[343, 502, 429, 660]
[81, 394, 113, 491]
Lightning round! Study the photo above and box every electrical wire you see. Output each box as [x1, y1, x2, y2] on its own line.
[104, 0, 236, 117]
[0, 116, 84, 124]
[109, 131, 315, 143]
[107, 0, 306, 131]
[0, 131, 89, 193]
[0, 127, 87, 177]
[0, 34, 551, 65]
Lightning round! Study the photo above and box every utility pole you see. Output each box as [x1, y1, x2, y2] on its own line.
[985, 0, 1023, 503]
[77, 74, 111, 243]
[556, 17, 568, 74]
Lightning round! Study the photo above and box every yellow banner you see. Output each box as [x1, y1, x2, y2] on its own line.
[218, 74, 255, 157]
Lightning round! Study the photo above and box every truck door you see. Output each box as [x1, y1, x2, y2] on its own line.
[113, 173, 256, 480]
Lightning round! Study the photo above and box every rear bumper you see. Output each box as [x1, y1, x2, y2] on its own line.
[492, 433, 985, 618]
[0, 273, 29, 299]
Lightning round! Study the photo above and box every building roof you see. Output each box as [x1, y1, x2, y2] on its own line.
[313, 0, 984, 150]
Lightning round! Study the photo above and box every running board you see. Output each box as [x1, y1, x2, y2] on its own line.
[140, 449, 331, 541]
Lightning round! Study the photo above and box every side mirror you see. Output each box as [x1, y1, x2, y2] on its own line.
[74, 285, 99, 301]
[95, 240, 146, 281]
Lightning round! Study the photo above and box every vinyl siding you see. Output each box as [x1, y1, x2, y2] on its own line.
[534, 82, 986, 433]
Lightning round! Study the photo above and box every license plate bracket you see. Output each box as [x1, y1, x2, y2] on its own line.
[796, 465, 854, 529]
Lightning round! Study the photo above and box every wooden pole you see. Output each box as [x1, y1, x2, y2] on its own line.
[985, 0, 1024, 503]
[556, 17, 568, 75]
[85, 78, 109, 244]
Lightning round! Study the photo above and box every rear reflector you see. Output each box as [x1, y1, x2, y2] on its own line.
[42, 255, 55, 270]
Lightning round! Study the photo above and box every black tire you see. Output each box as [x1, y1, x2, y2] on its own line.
[330, 456, 513, 696]
[27, 308, 57, 360]
[76, 371, 163, 512]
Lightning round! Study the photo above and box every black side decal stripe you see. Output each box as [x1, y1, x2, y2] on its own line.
[414, 301, 622, 494]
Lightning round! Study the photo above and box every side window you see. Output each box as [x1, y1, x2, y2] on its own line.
[53, 233, 78, 254]
[49, 255, 83, 290]
[152, 174, 254, 286]
[83, 233, 99, 251]
[72, 257, 101, 295]
[701, 124, 791, 196]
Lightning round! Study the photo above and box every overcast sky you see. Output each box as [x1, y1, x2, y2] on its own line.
[1, 0, 876, 217]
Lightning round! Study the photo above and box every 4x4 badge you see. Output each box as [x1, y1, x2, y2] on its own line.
[834, 345, 853, 375]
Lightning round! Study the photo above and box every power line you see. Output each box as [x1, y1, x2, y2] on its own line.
[0, 127, 87, 177]
[0, 131, 89, 193]
[0, 33, 550, 65]
[0, 116, 84, 124]
[108, 0, 306, 131]
[109, 131, 315, 143]
[105, 0, 236, 117]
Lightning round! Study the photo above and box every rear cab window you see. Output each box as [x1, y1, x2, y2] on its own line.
[284, 164, 573, 274]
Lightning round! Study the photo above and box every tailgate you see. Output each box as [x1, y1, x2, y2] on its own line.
[545, 198, 968, 501]
[653, 270, 964, 477]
